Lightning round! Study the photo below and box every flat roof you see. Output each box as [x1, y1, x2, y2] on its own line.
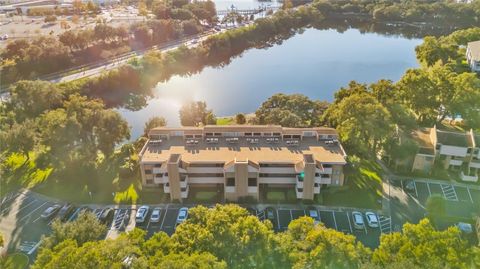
[411, 128, 435, 155]
[436, 130, 470, 147]
[149, 125, 339, 136]
[140, 136, 346, 164]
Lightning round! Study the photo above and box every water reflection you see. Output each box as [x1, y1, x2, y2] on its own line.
[120, 28, 421, 138]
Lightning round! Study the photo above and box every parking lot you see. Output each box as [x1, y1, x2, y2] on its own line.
[1, 190, 393, 257]
[398, 179, 480, 220]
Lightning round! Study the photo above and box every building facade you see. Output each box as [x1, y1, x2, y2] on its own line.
[466, 40, 480, 72]
[139, 125, 348, 202]
[411, 126, 479, 182]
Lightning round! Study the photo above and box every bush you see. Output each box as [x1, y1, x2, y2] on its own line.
[44, 15, 57, 23]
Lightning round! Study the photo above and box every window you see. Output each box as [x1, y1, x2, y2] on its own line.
[321, 174, 330, 178]
[467, 148, 472, 154]
[146, 179, 153, 184]
[155, 173, 163, 177]
[189, 163, 224, 167]
[226, 178, 235, 186]
[259, 163, 294, 168]
[436, 144, 441, 150]
[248, 178, 257, 186]
[181, 187, 187, 192]
[253, 132, 261, 136]
[323, 164, 332, 168]
[206, 132, 213, 136]
[297, 188, 303, 192]
[165, 173, 168, 176]
[245, 133, 252, 136]
[315, 173, 320, 177]
[185, 135, 194, 138]
[272, 132, 281, 136]
[154, 163, 161, 167]
[145, 169, 152, 174]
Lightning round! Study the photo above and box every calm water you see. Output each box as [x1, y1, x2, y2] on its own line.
[120, 28, 422, 138]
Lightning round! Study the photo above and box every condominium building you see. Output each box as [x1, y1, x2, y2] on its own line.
[410, 126, 479, 182]
[139, 125, 348, 202]
[466, 40, 480, 72]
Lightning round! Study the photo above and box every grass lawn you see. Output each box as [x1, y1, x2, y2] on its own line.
[195, 191, 218, 201]
[1, 253, 29, 269]
[216, 117, 235, 125]
[266, 191, 286, 201]
[321, 159, 383, 209]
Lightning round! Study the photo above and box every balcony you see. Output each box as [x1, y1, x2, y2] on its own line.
[296, 176, 304, 188]
[225, 186, 235, 193]
[461, 172, 478, 182]
[164, 184, 170, 193]
[314, 184, 320, 194]
[295, 188, 303, 199]
[469, 159, 480, 169]
[315, 176, 331, 185]
[248, 186, 258, 193]
[322, 167, 333, 174]
[181, 186, 189, 198]
[153, 168, 162, 174]
[180, 175, 188, 188]
[449, 159, 464, 166]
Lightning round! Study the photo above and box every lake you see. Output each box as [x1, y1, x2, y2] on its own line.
[119, 28, 422, 138]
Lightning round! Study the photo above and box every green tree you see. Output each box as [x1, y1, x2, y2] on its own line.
[179, 101, 215, 126]
[372, 219, 473, 269]
[172, 204, 276, 268]
[425, 195, 446, 221]
[275, 216, 371, 269]
[255, 94, 328, 127]
[324, 91, 394, 156]
[0, 119, 36, 160]
[144, 116, 167, 136]
[41, 211, 107, 249]
[235, 113, 246, 124]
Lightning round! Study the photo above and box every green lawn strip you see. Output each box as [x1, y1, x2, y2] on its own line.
[216, 117, 235, 125]
[322, 159, 383, 209]
[195, 191, 218, 201]
[1, 252, 29, 269]
[266, 191, 286, 202]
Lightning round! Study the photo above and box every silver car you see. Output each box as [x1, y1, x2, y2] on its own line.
[150, 207, 161, 223]
[352, 211, 365, 229]
[365, 212, 379, 228]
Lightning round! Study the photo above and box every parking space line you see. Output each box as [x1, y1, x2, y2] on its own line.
[275, 208, 281, 231]
[467, 187, 474, 203]
[160, 205, 169, 230]
[426, 183, 431, 196]
[10, 198, 37, 215]
[413, 181, 418, 197]
[1, 192, 21, 206]
[0, 196, 30, 214]
[332, 211, 338, 230]
[345, 212, 353, 233]
[18, 201, 48, 222]
[289, 209, 293, 220]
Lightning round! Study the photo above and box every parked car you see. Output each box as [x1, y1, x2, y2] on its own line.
[150, 207, 161, 223]
[41, 204, 61, 219]
[99, 207, 114, 225]
[56, 204, 75, 221]
[365, 212, 379, 228]
[265, 207, 275, 222]
[308, 207, 320, 225]
[404, 180, 415, 192]
[135, 206, 150, 223]
[245, 207, 257, 216]
[176, 207, 188, 224]
[352, 211, 365, 229]
[455, 222, 473, 234]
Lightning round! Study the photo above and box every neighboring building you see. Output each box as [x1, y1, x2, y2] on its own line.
[139, 125, 348, 202]
[466, 40, 480, 72]
[410, 126, 479, 182]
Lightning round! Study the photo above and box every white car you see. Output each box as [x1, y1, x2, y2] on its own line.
[308, 209, 320, 225]
[176, 207, 188, 224]
[135, 205, 150, 223]
[365, 212, 379, 228]
[352, 211, 365, 229]
[150, 207, 161, 223]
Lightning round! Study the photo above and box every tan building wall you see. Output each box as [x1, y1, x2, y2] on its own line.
[302, 163, 315, 200]
[167, 162, 181, 201]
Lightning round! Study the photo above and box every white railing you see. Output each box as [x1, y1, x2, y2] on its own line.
[181, 187, 189, 198]
[449, 159, 464, 166]
[153, 168, 163, 174]
[322, 168, 333, 174]
[461, 172, 478, 182]
[295, 188, 303, 199]
[164, 184, 170, 193]
[469, 160, 480, 169]
[314, 185, 320, 194]
[225, 186, 235, 193]
[248, 186, 258, 193]
[315, 177, 331, 184]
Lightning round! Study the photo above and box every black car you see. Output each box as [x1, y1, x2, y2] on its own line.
[57, 204, 75, 221]
[99, 207, 114, 225]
